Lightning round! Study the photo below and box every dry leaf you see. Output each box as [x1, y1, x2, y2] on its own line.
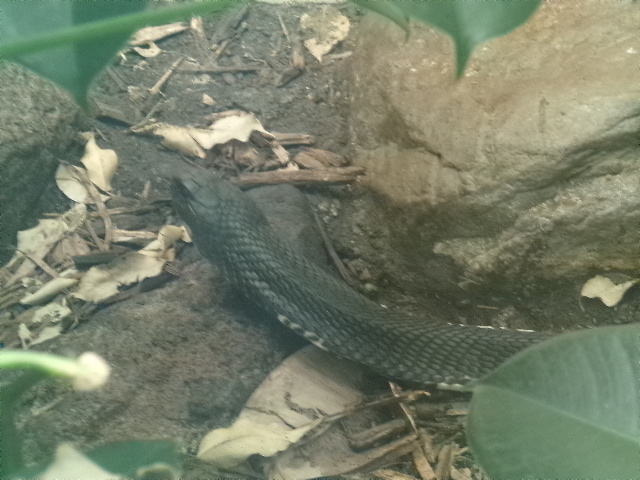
[3, 204, 87, 281]
[198, 418, 315, 472]
[134, 123, 207, 158]
[300, 6, 350, 62]
[20, 277, 78, 305]
[196, 112, 268, 149]
[580, 274, 638, 307]
[55, 164, 111, 204]
[72, 252, 165, 303]
[133, 42, 162, 58]
[130, 22, 189, 46]
[56, 164, 91, 204]
[79, 132, 119, 191]
[198, 346, 370, 476]
[30, 325, 63, 346]
[139, 225, 189, 260]
[31, 302, 73, 324]
[202, 93, 216, 106]
[134, 113, 268, 157]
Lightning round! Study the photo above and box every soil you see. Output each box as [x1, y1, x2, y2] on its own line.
[4, 2, 640, 479]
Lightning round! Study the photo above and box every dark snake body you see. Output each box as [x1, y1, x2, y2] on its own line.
[172, 173, 552, 385]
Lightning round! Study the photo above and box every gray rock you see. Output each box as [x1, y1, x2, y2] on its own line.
[0, 63, 82, 264]
[247, 184, 328, 268]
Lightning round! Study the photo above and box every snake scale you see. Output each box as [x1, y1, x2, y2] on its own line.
[171, 172, 552, 385]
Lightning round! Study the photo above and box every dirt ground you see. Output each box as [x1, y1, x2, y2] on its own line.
[5, 2, 640, 479]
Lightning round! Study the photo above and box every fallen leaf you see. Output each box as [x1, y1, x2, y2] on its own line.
[133, 112, 269, 157]
[198, 418, 315, 472]
[580, 274, 639, 307]
[30, 324, 63, 346]
[55, 164, 110, 204]
[130, 22, 189, 46]
[3, 204, 87, 281]
[72, 252, 165, 303]
[31, 302, 73, 324]
[202, 93, 216, 106]
[133, 42, 162, 58]
[196, 112, 268, 149]
[139, 225, 189, 260]
[134, 123, 207, 158]
[20, 277, 78, 305]
[300, 6, 350, 62]
[197, 346, 371, 476]
[79, 132, 119, 192]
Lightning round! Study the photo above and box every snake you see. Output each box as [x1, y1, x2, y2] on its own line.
[171, 172, 552, 386]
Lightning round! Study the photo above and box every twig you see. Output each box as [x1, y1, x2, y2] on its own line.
[277, 13, 290, 42]
[311, 208, 358, 287]
[15, 249, 59, 279]
[271, 132, 316, 145]
[178, 64, 261, 74]
[210, 3, 249, 46]
[84, 219, 106, 251]
[69, 165, 112, 251]
[104, 66, 128, 91]
[149, 57, 184, 96]
[190, 17, 210, 58]
[233, 166, 365, 187]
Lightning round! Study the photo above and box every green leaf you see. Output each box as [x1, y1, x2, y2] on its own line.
[0, 0, 146, 106]
[356, 0, 541, 77]
[0, 0, 238, 105]
[12, 440, 181, 480]
[1, 372, 48, 478]
[353, 1, 410, 35]
[467, 324, 640, 479]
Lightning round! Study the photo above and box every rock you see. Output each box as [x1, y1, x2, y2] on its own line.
[0, 63, 83, 265]
[247, 184, 329, 268]
[348, 2, 640, 289]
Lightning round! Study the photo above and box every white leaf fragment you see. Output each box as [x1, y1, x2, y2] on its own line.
[20, 277, 78, 305]
[197, 347, 369, 478]
[3, 204, 87, 281]
[130, 22, 188, 45]
[131, 112, 268, 157]
[300, 6, 350, 62]
[79, 132, 119, 192]
[580, 274, 639, 307]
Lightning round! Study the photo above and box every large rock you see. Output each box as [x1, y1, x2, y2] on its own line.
[348, 2, 640, 288]
[0, 63, 82, 265]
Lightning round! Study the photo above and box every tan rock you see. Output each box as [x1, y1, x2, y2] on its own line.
[349, 1, 640, 285]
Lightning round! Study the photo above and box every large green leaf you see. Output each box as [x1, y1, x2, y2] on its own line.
[12, 440, 180, 479]
[0, 0, 145, 106]
[356, 0, 541, 76]
[467, 324, 640, 479]
[0, 0, 237, 105]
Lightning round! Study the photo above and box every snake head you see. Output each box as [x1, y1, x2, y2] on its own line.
[171, 171, 268, 242]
